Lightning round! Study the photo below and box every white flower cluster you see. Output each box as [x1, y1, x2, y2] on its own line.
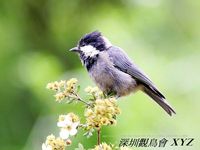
[42, 134, 66, 150]
[57, 113, 80, 139]
[44, 78, 123, 150]
[46, 79, 78, 102]
[85, 86, 104, 99]
[42, 113, 79, 150]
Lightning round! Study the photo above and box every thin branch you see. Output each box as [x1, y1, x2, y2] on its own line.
[74, 93, 90, 106]
[97, 128, 101, 145]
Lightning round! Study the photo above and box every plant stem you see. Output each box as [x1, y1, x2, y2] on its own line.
[97, 128, 101, 145]
[75, 93, 90, 106]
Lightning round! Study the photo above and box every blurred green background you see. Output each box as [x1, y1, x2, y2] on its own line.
[0, 0, 200, 149]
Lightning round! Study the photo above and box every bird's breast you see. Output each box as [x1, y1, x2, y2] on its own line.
[89, 54, 138, 96]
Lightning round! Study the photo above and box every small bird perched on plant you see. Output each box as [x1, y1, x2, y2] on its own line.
[69, 31, 176, 116]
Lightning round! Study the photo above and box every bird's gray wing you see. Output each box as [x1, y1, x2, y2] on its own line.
[107, 46, 164, 98]
[107, 46, 176, 116]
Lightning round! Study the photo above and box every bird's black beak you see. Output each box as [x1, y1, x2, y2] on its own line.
[69, 47, 80, 52]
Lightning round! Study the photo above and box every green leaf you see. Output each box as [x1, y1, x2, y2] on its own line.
[77, 85, 81, 93]
[75, 143, 85, 150]
[83, 128, 95, 138]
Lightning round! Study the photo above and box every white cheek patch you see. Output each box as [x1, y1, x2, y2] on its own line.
[80, 45, 99, 57]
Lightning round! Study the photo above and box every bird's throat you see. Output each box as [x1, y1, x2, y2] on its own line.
[80, 53, 99, 71]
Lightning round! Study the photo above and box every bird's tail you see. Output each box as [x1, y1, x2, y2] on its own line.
[143, 87, 176, 116]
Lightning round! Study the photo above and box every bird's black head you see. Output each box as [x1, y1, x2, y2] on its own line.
[69, 31, 112, 71]
[78, 31, 106, 51]
[70, 31, 112, 55]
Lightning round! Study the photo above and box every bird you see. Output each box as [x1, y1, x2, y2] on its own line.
[69, 31, 176, 116]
